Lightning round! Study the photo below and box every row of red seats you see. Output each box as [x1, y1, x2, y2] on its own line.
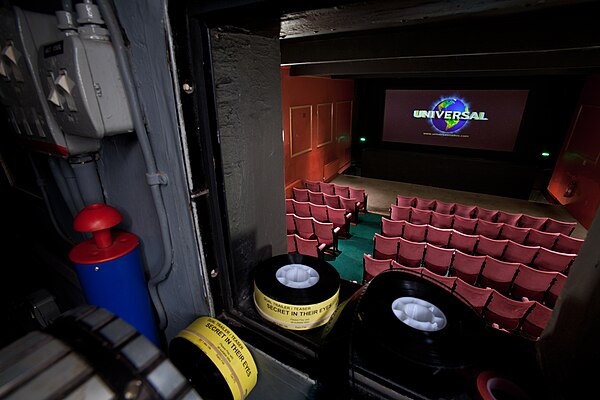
[396, 195, 578, 236]
[302, 179, 368, 212]
[378, 220, 576, 274]
[286, 198, 352, 236]
[366, 239, 566, 308]
[286, 213, 340, 255]
[293, 187, 363, 222]
[390, 205, 583, 254]
[363, 260, 553, 339]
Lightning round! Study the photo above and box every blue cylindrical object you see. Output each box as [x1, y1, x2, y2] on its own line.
[73, 246, 159, 345]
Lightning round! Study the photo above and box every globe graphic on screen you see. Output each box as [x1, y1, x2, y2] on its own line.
[430, 98, 469, 133]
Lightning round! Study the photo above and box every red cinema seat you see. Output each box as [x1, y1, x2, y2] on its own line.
[511, 264, 557, 303]
[496, 211, 523, 226]
[502, 241, 540, 265]
[327, 206, 352, 237]
[340, 196, 360, 223]
[292, 187, 309, 202]
[474, 219, 504, 240]
[397, 237, 426, 268]
[454, 203, 477, 219]
[292, 199, 311, 217]
[525, 229, 559, 250]
[403, 221, 427, 243]
[543, 218, 577, 236]
[363, 254, 392, 283]
[309, 203, 329, 223]
[434, 200, 455, 215]
[479, 256, 520, 295]
[333, 184, 350, 198]
[373, 233, 400, 261]
[390, 205, 411, 221]
[293, 214, 315, 239]
[474, 236, 509, 259]
[304, 179, 321, 192]
[410, 208, 432, 225]
[545, 273, 567, 308]
[313, 219, 340, 254]
[415, 197, 436, 210]
[426, 225, 452, 248]
[452, 214, 477, 235]
[423, 244, 454, 276]
[475, 207, 499, 222]
[286, 213, 296, 235]
[319, 182, 335, 195]
[453, 278, 493, 315]
[449, 230, 479, 254]
[519, 214, 548, 231]
[287, 234, 297, 253]
[285, 198, 294, 214]
[381, 217, 405, 238]
[422, 268, 457, 292]
[450, 250, 486, 285]
[323, 193, 341, 209]
[308, 189, 324, 205]
[521, 301, 553, 339]
[499, 224, 530, 244]
[531, 247, 576, 274]
[483, 291, 535, 332]
[430, 210, 454, 229]
[396, 194, 416, 207]
[295, 234, 326, 259]
[553, 233, 584, 254]
[349, 187, 368, 213]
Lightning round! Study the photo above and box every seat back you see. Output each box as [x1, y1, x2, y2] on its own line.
[309, 203, 329, 222]
[496, 211, 523, 226]
[521, 301, 553, 339]
[308, 189, 324, 205]
[292, 199, 311, 217]
[391, 260, 424, 275]
[339, 196, 359, 216]
[525, 229, 559, 249]
[292, 187, 309, 202]
[502, 241, 540, 265]
[474, 236, 508, 259]
[286, 198, 295, 213]
[423, 244, 454, 276]
[483, 290, 535, 332]
[403, 221, 427, 243]
[287, 234, 297, 253]
[453, 278, 493, 314]
[449, 230, 479, 254]
[454, 203, 477, 218]
[313, 219, 335, 245]
[295, 234, 322, 258]
[373, 233, 400, 261]
[450, 250, 486, 285]
[286, 213, 296, 234]
[422, 268, 457, 292]
[543, 218, 577, 236]
[414, 197, 436, 210]
[319, 182, 335, 195]
[426, 225, 452, 248]
[479, 256, 520, 294]
[349, 187, 367, 212]
[304, 180, 321, 192]
[475, 207, 499, 222]
[499, 224, 530, 244]
[511, 264, 557, 303]
[410, 208, 432, 225]
[397, 237, 426, 267]
[531, 247, 576, 274]
[363, 254, 392, 283]
[519, 214, 548, 230]
[327, 206, 350, 235]
[430, 210, 454, 229]
[333, 184, 350, 198]
[545, 273, 567, 308]
[434, 200, 455, 214]
[453, 214, 477, 234]
[474, 219, 504, 239]
[381, 217, 405, 238]
[293, 214, 315, 239]
[396, 195, 416, 207]
[390, 205, 411, 221]
[323, 193, 341, 208]
[553, 233, 584, 254]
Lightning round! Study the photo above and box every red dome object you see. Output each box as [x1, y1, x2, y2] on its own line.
[73, 203, 123, 249]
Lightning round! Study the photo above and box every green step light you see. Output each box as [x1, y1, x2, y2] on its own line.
[541, 152, 550, 157]
[359, 137, 366, 142]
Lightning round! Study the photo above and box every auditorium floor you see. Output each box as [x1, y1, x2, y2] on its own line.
[330, 174, 588, 240]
